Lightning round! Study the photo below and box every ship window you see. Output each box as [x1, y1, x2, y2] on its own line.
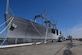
[10, 23, 17, 31]
[56, 29, 58, 35]
[60, 31, 61, 34]
[52, 29, 55, 34]
[10, 25, 15, 31]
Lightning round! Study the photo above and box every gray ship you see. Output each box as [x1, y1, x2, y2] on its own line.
[3, 0, 62, 44]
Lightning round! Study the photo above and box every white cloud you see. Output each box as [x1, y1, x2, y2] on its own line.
[68, 24, 82, 38]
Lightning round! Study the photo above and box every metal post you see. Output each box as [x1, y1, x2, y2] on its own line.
[15, 38, 17, 44]
[6, 0, 9, 14]
[44, 28, 48, 43]
[42, 18, 44, 25]
[70, 36, 72, 44]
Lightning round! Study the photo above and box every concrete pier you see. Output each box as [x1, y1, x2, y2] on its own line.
[2, 40, 82, 55]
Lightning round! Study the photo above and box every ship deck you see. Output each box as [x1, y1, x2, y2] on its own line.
[0, 40, 81, 55]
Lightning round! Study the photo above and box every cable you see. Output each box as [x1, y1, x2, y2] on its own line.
[9, 6, 14, 16]
[0, 17, 14, 45]
[0, 17, 12, 27]
[30, 21, 42, 36]
[0, 17, 13, 35]
[30, 20, 50, 43]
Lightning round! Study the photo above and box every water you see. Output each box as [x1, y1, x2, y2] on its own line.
[0, 41, 8, 45]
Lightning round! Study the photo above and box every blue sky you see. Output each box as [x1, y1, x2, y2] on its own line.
[0, 0, 82, 38]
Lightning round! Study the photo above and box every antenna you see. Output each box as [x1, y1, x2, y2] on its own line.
[66, 24, 68, 38]
[6, 0, 9, 14]
[43, 9, 48, 26]
[50, 17, 57, 29]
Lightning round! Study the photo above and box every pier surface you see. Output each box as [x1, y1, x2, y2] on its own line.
[70, 40, 82, 55]
[0, 40, 81, 55]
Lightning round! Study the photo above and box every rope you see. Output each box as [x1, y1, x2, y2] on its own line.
[30, 20, 49, 42]
[0, 17, 12, 27]
[0, 17, 14, 45]
[9, 6, 14, 16]
[30, 21, 42, 36]
[0, 17, 13, 35]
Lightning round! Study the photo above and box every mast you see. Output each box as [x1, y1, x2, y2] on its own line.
[6, 0, 9, 14]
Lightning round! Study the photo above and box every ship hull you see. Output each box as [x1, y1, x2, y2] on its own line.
[5, 14, 59, 44]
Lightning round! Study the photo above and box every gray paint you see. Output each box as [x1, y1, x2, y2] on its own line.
[5, 14, 59, 42]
